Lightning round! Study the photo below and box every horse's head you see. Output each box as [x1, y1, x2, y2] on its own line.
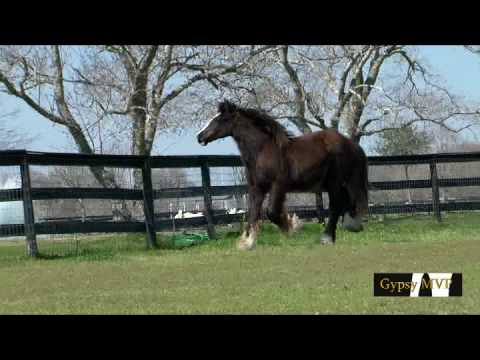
[197, 101, 238, 146]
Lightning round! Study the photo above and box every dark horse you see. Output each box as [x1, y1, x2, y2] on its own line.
[197, 101, 369, 250]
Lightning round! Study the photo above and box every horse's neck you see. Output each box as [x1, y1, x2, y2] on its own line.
[235, 137, 259, 168]
[232, 128, 268, 170]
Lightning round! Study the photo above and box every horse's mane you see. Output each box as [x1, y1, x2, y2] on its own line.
[221, 101, 294, 148]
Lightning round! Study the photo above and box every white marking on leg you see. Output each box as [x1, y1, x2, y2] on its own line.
[238, 231, 248, 250]
[320, 233, 333, 245]
[288, 213, 303, 234]
[197, 113, 221, 136]
[238, 227, 257, 250]
[343, 212, 363, 232]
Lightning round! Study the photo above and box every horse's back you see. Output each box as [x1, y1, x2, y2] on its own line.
[288, 128, 355, 161]
[286, 129, 338, 190]
[286, 129, 366, 191]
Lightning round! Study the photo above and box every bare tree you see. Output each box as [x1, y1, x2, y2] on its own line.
[0, 46, 275, 183]
[222, 45, 480, 146]
[0, 46, 119, 192]
[0, 45, 276, 219]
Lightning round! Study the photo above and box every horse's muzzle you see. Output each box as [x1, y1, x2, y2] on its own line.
[197, 132, 209, 146]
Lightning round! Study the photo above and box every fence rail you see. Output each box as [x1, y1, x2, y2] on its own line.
[2, 177, 480, 204]
[2, 200, 480, 238]
[1, 150, 480, 257]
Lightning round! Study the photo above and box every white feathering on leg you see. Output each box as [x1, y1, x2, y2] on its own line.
[238, 229, 257, 250]
[288, 213, 303, 234]
[320, 233, 333, 245]
[343, 212, 363, 232]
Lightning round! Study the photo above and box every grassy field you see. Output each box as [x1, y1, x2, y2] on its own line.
[1, 212, 480, 314]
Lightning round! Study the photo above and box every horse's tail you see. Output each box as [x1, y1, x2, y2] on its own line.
[346, 144, 369, 218]
[357, 150, 368, 216]
[356, 149, 369, 217]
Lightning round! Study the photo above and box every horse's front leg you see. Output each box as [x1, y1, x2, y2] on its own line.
[238, 188, 266, 251]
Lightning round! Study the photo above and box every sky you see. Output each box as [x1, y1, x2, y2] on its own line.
[1, 45, 480, 156]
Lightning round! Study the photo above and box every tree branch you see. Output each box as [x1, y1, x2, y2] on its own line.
[0, 69, 66, 125]
[278, 45, 311, 133]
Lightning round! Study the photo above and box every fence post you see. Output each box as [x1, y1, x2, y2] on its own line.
[200, 160, 216, 239]
[429, 160, 442, 222]
[142, 158, 158, 249]
[315, 192, 325, 224]
[20, 157, 39, 258]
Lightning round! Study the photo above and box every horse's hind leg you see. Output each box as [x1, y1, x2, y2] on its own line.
[343, 185, 363, 232]
[267, 184, 302, 235]
[238, 188, 265, 251]
[321, 189, 342, 245]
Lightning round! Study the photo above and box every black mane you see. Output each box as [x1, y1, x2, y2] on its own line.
[218, 101, 294, 147]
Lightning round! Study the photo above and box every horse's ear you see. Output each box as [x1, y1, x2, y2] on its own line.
[219, 100, 236, 114]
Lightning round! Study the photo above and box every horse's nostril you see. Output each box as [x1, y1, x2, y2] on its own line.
[197, 133, 207, 146]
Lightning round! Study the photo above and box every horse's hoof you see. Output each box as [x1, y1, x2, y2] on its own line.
[320, 234, 334, 245]
[288, 213, 303, 234]
[342, 213, 363, 232]
[237, 231, 256, 251]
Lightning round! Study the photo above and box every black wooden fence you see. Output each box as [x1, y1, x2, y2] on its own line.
[1, 150, 480, 257]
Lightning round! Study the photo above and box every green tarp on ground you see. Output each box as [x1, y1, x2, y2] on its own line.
[170, 232, 210, 248]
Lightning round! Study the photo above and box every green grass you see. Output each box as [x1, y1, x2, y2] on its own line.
[1, 212, 480, 314]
